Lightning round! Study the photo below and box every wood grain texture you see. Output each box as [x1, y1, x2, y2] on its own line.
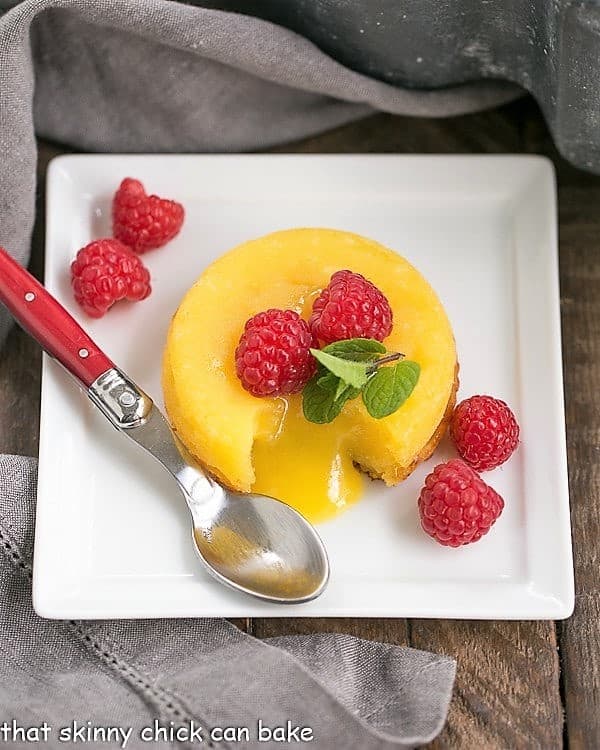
[253, 617, 409, 645]
[522, 100, 600, 750]
[411, 621, 562, 748]
[268, 101, 523, 155]
[2, 95, 598, 746]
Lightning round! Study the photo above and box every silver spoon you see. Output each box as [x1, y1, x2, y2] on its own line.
[0, 247, 329, 604]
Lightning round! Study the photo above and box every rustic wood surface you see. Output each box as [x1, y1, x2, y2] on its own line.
[1, 95, 597, 748]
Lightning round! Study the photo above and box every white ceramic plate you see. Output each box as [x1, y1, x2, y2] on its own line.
[33, 154, 573, 619]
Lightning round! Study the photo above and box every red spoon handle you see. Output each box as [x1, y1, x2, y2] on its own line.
[0, 247, 114, 387]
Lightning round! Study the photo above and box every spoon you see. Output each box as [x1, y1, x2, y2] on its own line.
[0, 247, 329, 604]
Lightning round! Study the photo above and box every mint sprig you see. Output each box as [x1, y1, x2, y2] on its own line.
[362, 360, 421, 419]
[303, 372, 361, 424]
[302, 338, 420, 424]
[310, 348, 369, 389]
[322, 338, 386, 361]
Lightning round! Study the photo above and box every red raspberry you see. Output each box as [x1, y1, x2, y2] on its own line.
[418, 459, 504, 547]
[71, 239, 151, 318]
[309, 270, 393, 344]
[112, 177, 184, 253]
[235, 309, 316, 397]
[450, 395, 520, 471]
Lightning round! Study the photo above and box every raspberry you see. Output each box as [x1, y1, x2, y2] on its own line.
[450, 395, 520, 471]
[309, 270, 393, 344]
[418, 459, 504, 547]
[235, 309, 316, 397]
[71, 239, 151, 318]
[112, 177, 184, 253]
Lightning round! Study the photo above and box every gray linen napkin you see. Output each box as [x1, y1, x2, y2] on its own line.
[0, 455, 455, 748]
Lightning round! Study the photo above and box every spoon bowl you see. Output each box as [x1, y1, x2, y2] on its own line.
[190, 487, 329, 603]
[110, 393, 331, 604]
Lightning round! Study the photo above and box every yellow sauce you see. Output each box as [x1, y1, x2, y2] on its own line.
[251, 397, 364, 523]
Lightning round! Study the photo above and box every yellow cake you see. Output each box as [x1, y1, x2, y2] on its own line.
[163, 228, 458, 522]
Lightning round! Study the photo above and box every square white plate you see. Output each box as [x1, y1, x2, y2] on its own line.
[33, 154, 573, 619]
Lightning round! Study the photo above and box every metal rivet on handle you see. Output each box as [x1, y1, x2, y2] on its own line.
[119, 392, 136, 407]
[78, 348, 89, 358]
[24, 292, 35, 302]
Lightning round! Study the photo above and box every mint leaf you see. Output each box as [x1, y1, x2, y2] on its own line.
[362, 361, 420, 419]
[316, 371, 356, 400]
[334, 377, 350, 401]
[310, 348, 369, 389]
[303, 338, 418, 424]
[302, 374, 340, 424]
[335, 379, 361, 403]
[302, 372, 360, 424]
[322, 338, 386, 362]
[315, 371, 341, 393]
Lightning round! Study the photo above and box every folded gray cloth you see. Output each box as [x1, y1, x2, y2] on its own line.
[0, 0, 520, 348]
[0, 455, 455, 748]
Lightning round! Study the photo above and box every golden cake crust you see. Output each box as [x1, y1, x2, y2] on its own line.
[359, 364, 459, 485]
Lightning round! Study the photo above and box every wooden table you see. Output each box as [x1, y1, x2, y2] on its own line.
[2, 95, 598, 748]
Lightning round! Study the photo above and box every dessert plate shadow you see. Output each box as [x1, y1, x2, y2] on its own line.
[33, 154, 573, 619]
